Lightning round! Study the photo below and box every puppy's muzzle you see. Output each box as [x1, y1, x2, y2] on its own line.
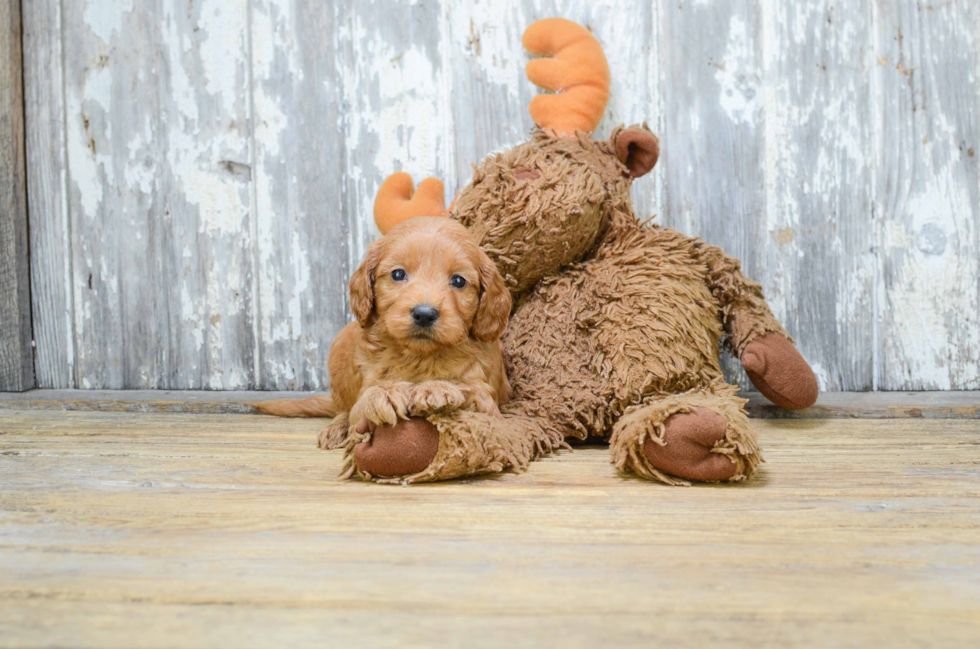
[411, 304, 440, 328]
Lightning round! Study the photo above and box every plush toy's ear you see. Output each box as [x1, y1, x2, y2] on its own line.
[523, 18, 610, 137]
[349, 239, 383, 327]
[614, 126, 660, 178]
[471, 250, 512, 342]
[374, 172, 447, 234]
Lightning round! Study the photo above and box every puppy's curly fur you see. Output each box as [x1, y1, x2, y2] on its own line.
[254, 217, 512, 448]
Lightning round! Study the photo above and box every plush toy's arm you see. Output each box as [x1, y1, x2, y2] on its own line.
[343, 409, 565, 484]
[697, 243, 818, 410]
[698, 243, 786, 355]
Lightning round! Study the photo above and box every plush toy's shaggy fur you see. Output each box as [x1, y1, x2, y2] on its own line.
[363, 128, 784, 484]
[341, 19, 817, 485]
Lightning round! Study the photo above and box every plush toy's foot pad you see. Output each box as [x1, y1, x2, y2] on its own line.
[643, 407, 737, 482]
[352, 417, 440, 478]
[742, 334, 819, 410]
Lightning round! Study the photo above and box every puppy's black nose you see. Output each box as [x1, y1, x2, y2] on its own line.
[411, 305, 439, 328]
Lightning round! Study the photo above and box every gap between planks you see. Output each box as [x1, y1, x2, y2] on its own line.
[0, 390, 977, 419]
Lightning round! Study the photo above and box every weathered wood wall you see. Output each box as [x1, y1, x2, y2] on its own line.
[20, 0, 980, 391]
[0, 0, 35, 392]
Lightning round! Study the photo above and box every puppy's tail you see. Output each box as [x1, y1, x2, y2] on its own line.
[250, 395, 337, 418]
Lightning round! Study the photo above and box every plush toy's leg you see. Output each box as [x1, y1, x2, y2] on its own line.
[342, 408, 564, 484]
[698, 243, 818, 409]
[609, 384, 762, 486]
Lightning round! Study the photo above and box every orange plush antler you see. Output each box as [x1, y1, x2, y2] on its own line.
[373, 172, 446, 234]
[523, 18, 610, 137]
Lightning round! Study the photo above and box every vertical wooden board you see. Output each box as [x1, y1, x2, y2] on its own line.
[0, 0, 35, 392]
[62, 0, 256, 389]
[22, 0, 74, 388]
[874, 1, 980, 390]
[444, 0, 533, 179]
[659, 1, 766, 389]
[250, 0, 348, 390]
[760, 0, 875, 391]
[335, 0, 455, 291]
[445, 0, 662, 223]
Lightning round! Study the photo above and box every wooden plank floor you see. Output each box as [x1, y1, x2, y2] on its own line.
[1, 409, 979, 647]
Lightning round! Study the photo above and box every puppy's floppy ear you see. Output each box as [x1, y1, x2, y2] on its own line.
[349, 240, 383, 327]
[472, 250, 512, 342]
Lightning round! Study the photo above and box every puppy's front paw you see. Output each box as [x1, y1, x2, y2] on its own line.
[351, 383, 412, 426]
[409, 381, 466, 416]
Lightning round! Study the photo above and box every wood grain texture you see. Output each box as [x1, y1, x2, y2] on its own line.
[874, 1, 980, 390]
[22, 0, 73, 388]
[21, 0, 980, 391]
[59, 0, 257, 389]
[1, 410, 979, 647]
[0, 0, 35, 392]
[761, 0, 875, 391]
[250, 0, 348, 389]
[658, 0, 764, 390]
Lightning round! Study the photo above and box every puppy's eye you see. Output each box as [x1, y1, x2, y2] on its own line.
[450, 275, 467, 289]
[391, 269, 406, 282]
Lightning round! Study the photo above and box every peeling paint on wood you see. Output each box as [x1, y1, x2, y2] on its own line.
[62, 0, 257, 389]
[250, 0, 348, 390]
[21, 0, 980, 391]
[657, 0, 766, 390]
[874, 0, 980, 390]
[760, 0, 876, 392]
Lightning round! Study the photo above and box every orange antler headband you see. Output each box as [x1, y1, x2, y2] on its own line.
[373, 172, 447, 235]
[523, 18, 611, 137]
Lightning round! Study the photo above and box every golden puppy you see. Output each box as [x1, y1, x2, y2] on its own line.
[254, 216, 512, 450]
